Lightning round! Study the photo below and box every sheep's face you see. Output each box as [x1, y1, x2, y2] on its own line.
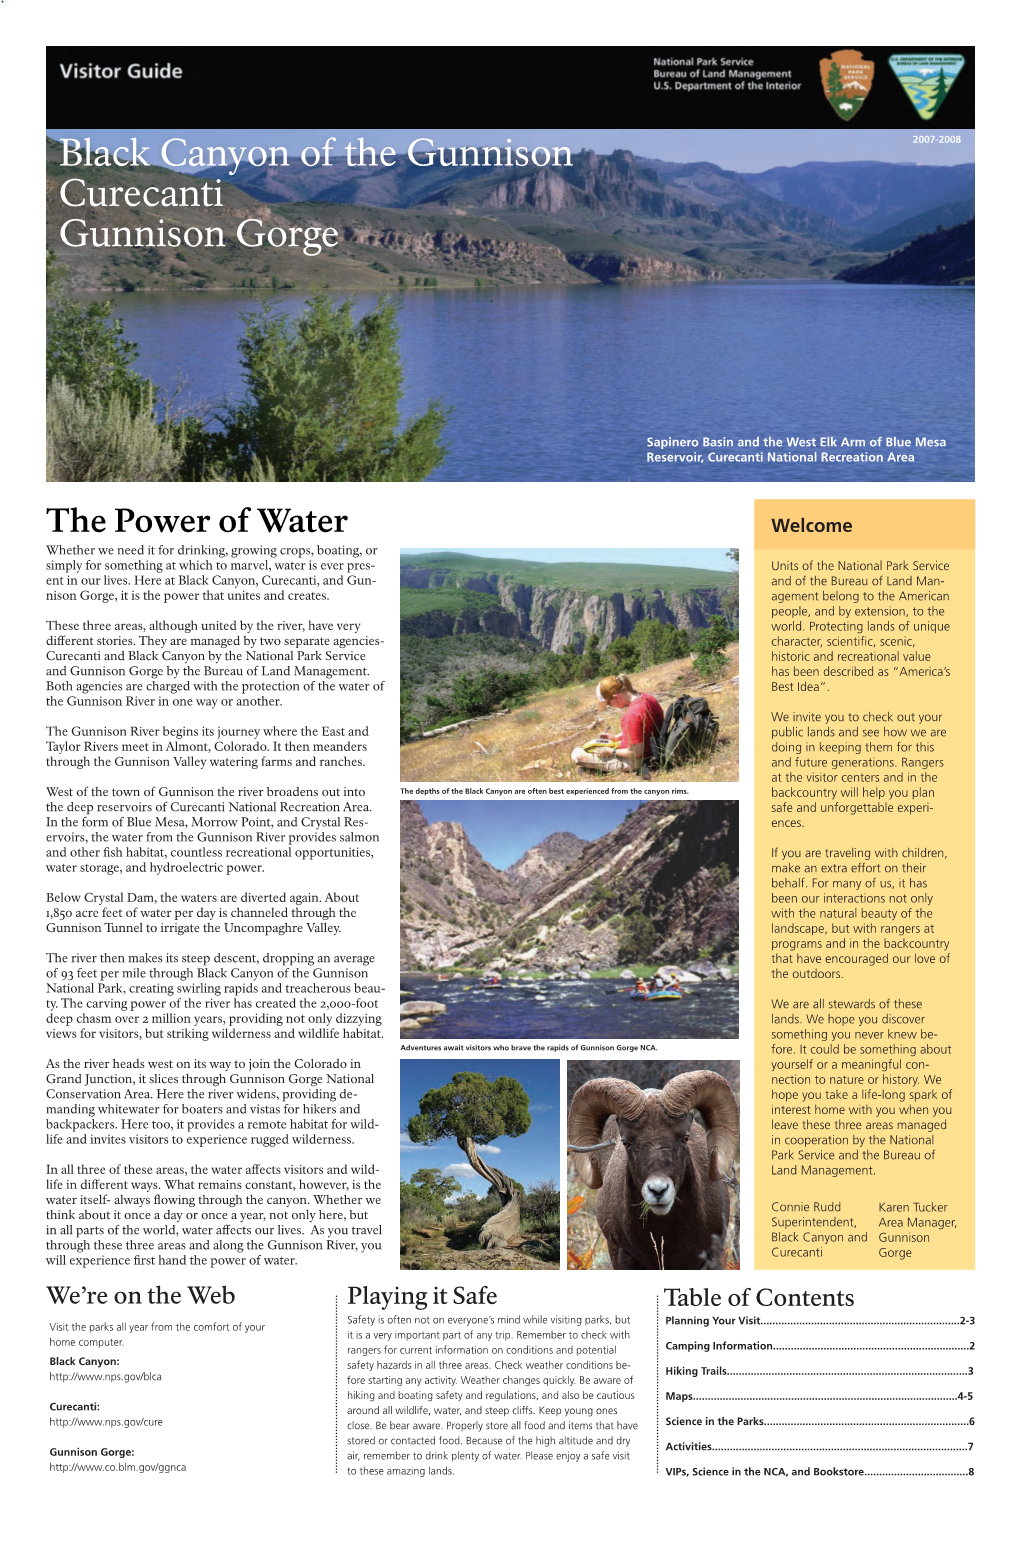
[616, 1106, 695, 1217]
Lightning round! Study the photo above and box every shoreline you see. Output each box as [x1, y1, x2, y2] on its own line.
[62, 275, 975, 297]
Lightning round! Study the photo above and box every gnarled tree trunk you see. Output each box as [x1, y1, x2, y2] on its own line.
[459, 1136, 521, 1249]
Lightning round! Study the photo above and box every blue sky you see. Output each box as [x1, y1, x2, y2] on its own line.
[400, 1059, 561, 1195]
[400, 547, 734, 569]
[416, 799, 641, 869]
[47, 128, 975, 174]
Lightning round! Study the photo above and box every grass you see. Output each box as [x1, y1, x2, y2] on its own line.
[401, 552, 735, 596]
[399, 645, 739, 784]
[400, 587, 503, 618]
[400, 1212, 559, 1270]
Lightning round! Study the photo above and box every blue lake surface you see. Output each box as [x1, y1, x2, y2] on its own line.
[400, 975, 738, 1041]
[111, 283, 974, 482]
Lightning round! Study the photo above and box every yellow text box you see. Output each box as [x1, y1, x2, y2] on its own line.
[755, 500, 974, 1269]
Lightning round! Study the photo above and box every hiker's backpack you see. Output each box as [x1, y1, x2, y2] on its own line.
[648, 695, 719, 769]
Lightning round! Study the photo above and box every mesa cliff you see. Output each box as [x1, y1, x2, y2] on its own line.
[400, 567, 734, 650]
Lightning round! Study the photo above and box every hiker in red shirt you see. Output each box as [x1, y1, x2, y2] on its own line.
[571, 674, 664, 773]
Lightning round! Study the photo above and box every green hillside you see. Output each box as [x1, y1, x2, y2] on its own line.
[400, 551, 733, 602]
[836, 220, 974, 287]
[400, 587, 503, 620]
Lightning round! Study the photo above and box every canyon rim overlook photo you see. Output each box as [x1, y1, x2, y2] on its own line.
[45, 128, 975, 481]
[399, 799, 739, 1041]
[398, 548, 739, 784]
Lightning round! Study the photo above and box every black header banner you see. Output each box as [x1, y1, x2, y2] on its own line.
[47, 46, 975, 128]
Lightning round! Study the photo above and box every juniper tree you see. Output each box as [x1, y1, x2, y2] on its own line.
[407, 1072, 531, 1249]
[220, 289, 450, 481]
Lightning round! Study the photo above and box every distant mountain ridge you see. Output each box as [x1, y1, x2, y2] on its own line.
[228, 149, 974, 243]
[231, 147, 841, 234]
[853, 199, 974, 252]
[744, 159, 974, 233]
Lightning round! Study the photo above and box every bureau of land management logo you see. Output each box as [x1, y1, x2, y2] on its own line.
[819, 49, 874, 120]
[888, 54, 965, 120]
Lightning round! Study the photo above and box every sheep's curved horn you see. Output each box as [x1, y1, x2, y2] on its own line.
[566, 1139, 616, 1153]
[658, 1072, 739, 1181]
[567, 1078, 647, 1189]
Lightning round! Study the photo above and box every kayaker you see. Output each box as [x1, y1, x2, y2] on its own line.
[571, 674, 664, 772]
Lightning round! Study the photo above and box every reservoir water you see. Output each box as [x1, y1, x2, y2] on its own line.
[110, 282, 974, 482]
[399, 975, 739, 1041]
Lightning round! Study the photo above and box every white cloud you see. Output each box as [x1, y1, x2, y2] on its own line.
[528, 1103, 553, 1114]
[443, 1163, 476, 1175]
[475, 1145, 501, 1155]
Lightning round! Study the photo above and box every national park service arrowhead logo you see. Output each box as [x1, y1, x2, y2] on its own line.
[820, 49, 874, 120]
[888, 54, 965, 120]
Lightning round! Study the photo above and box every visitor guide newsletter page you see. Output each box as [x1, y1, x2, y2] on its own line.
[11, 28, 1007, 1538]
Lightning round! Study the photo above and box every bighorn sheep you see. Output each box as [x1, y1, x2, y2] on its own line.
[567, 1072, 738, 1270]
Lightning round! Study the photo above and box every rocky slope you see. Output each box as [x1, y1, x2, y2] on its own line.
[565, 252, 725, 284]
[630, 157, 851, 242]
[400, 801, 738, 971]
[427, 150, 847, 244]
[283, 205, 588, 284]
[425, 151, 851, 279]
[400, 802, 517, 968]
[503, 832, 589, 896]
[400, 804, 588, 968]
[501, 802, 738, 970]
